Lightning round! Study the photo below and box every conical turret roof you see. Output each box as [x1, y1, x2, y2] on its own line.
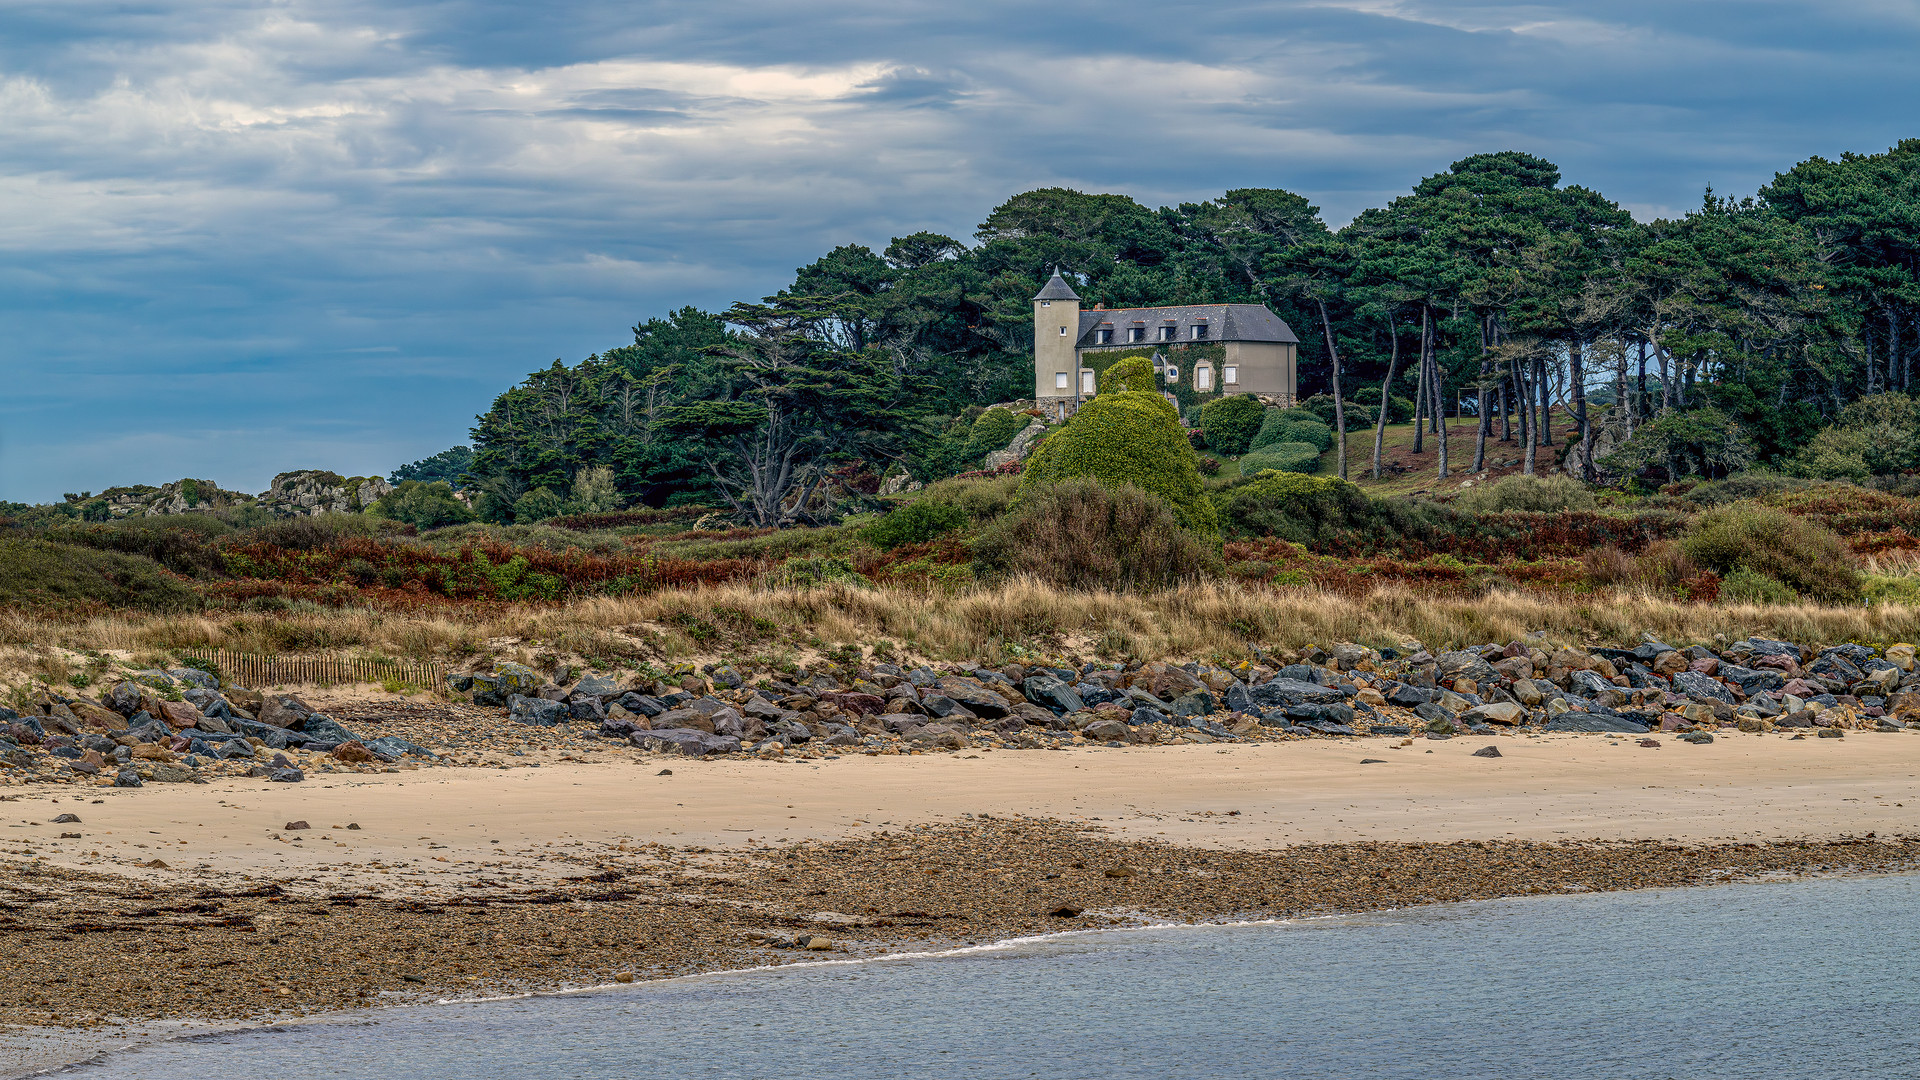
[1032, 268, 1080, 302]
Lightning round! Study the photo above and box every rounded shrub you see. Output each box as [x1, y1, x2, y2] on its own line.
[1680, 502, 1862, 602]
[1250, 408, 1288, 451]
[1719, 566, 1798, 605]
[1238, 441, 1323, 476]
[961, 408, 1027, 464]
[1021, 390, 1218, 536]
[1199, 394, 1265, 456]
[1103, 356, 1156, 392]
[862, 498, 967, 550]
[1453, 473, 1596, 514]
[1275, 418, 1332, 452]
[373, 480, 476, 529]
[972, 479, 1221, 590]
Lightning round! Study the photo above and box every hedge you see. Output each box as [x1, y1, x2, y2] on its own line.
[1199, 394, 1265, 456]
[1238, 441, 1323, 476]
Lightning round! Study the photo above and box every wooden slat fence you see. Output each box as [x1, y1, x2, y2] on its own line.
[179, 650, 445, 691]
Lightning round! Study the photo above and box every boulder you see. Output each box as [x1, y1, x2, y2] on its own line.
[1248, 678, 1344, 707]
[154, 700, 201, 730]
[571, 673, 621, 701]
[508, 695, 571, 727]
[1169, 690, 1215, 718]
[257, 694, 315, 728]
[630, 729, 740, 756]
[298, 715, 362, 746]
[934, 678, 1014, 718]
[1461, 701, 1526, 726]
[1082, 718, 1134, 743]
[1022, 675, 1085, 715]
[1671, 670, 1736, 705]
[904, 724, 968, 750]
[820, 692, 886, 716]
[919, 695, 977, 722]
[1130, 662, 1204, 701]
[1436, 651, 1498, 684]
[1543, 712, 1650, 734]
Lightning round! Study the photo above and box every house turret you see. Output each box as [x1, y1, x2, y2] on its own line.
[1032, 268, 1082, 401]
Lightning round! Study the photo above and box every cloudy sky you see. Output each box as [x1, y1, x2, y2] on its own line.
[2, 0, 1916, 502]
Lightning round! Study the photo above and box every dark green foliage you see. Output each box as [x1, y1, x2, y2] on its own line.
[1604, 409, 1755, 481]
[961, 409, 1027, 464]
[1020, 390, 1218, 535]
[1788, 393, 1920, 480]
[1238, 442, 1323, 475]
[1351, 387, 1414, 423]
[41, 515, 233, 578]
[863, 499, 967, 549]
[972, 480, 1221, 590]
[1199, 394, 1264, 456]
[391, 446, 475, 488]
[373, 480, 476, 529]
[1104, 356, 1156, 392]
[513, 487, 566, 524]
[1680, 503, 1862, 602]
[0, 539, 200, 610]
[1215, 473, 1374, 544]
[1276, 418, 1333, 452]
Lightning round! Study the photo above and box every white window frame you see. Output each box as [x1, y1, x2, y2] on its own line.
[1223, 365, 1238, 385]
[1196, 365, 1213, 391]
[1059, 325, 1069, 336]
[1080, 368, 1096, 395]
[1054, 371, 1069, 390]
[1161, 325, 1177, 341]
[1191, 323, 1208, 340]
[1128, 326, 1144, 343]
[1096, 329, 1112, 344]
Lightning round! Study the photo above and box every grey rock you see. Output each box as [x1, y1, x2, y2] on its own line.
[1224, 682, 1255, 714]
[920, 695, 977, 721]
[1081, 718, 1133, 743]
[630, 729, 740, 756]
[1285, 703, 1356, 725]
[508, 695, 571, 727]
[298, 715, 362, 745]
[167, 668, 219, 690]
[1130, 707, 1172, 727]
[1022, 675, 1085, 715]
[568, 697, 608, 722]
[1671, 670, 1736, 705]
[268, 768, 305, 782]
[1169, 690, 1215, 718]
[364, 735, 435, 759]
[114, 768, 143, 787]
[1718, 664, 1784, 694]
[1249, 678, 1344, 707]
[1436, 651, 1499, 684]
[616, 693, 667, 717]
[1385, 684, 1434, 708]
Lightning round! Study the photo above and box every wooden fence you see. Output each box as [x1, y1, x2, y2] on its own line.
[178, 650, 446, 690]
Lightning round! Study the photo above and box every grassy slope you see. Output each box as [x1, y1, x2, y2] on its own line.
[1215, 408, 1580, 498]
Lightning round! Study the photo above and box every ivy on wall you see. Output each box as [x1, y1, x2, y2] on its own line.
[1080, 343, 1228, 421]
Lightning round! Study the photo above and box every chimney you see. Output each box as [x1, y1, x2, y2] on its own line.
[1094, 303, 1105, 310]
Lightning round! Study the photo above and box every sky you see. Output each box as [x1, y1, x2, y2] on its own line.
[3, 0, 1918, 503]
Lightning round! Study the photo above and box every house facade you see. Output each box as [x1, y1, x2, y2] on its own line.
[1031, 269, 1300, 413]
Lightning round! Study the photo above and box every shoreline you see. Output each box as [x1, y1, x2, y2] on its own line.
[7, 850, 1920, 1079]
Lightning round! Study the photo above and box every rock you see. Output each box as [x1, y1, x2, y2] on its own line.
[904, 725, 968, 750]
[1022, 675, 1085, 715]
[509, 695, 572, 727]
[147, 762, 198, 783]
[1470, 745, 1502, 758]
[616, 693, 667, 717]
[571, 673, 621, 701]
[364, 736, 434, 759]
[298, 715, 362, 745]
[257, 694, 315, 728]
[630, 729, 740, 756]
[803, 936, 833, 951]
[820, 692, 886, 716]
[269, 768, 306, 782]
[1671, 670, 1735, 705]
[1169, 690, 1215, 718]
[284, 820, 311, 830]
[1285, 703, 1356, 725]
[114, 768, 143, 787]
[983, 419, 1048, 469]
[1818, 728, 1845, 739]
[1249, 678, 1344, 707]
[1460, 702, 1525, 726]
[919, 695, 976, 722]
[1352, 687, 1387, 707]
[1081, 718, 1134, 743]
[1386, 684, 1434, 708]
[331, 741, 377, 763]
[1049, 905, 1085, 918]
[1436, 651, 1498, 683]
[51, 812, 81, 823]
[934, 678, 1014, 719]
[1132, 662, 1204, 701]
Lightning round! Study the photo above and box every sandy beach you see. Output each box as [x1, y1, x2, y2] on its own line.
[6, 730, 1915, 890]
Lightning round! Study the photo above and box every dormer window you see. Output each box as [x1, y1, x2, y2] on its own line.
[1095, 329, 1113, 344]
[1128, 326, 1145, 343]
[1191, 323, 1208, 340]
[1160, 325, 1177, 341]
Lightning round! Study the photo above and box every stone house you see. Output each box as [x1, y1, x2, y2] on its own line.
[1030, 269, 1300, 415]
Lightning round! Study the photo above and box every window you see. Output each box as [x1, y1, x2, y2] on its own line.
[1080, 369, 1096, 394]
[1128, 326, 1145, 343]
[1223, 365, 1238, 385]
[1196, 365, 1213, 391]
[1191, 323, 1208, 340]
[1055, 371, 1069, 390]
[1096, 329, 1113, 344]
[1160, 325, 1177, 341]
[1039, 300, 1051, 307]
[1059, 325, 1069, 336]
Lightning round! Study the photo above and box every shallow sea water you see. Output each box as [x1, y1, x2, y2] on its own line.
[62, 873, 1920, 1079]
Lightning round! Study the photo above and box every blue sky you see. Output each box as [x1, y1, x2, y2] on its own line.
[2, 0, 1918, 502]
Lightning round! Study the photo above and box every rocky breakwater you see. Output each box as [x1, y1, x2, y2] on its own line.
[0, 669, 435, 788]
[446, 635, 1920, 759]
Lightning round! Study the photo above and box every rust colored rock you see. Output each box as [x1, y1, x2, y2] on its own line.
[156, 699, 200, 730]
[821, 692, 885, 716]
[331, 741, 377, 763]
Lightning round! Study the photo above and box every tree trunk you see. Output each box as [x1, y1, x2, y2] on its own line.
[1657, 347, 1671, 410]
[1516, 356, 1535, 475]
[1636, 340, 1649, 421]
[1472, 315, 1491, 473]
[1412, 311, 1427, 455]
[1373, 313, 1403, 480]
[1571, 338, 1591, 482]
[1536, 354, 1552, 447]
[1427, 306, 1449, 478]
[1317, 299, 1348, 481]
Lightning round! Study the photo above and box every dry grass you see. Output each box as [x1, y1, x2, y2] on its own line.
[6, 581, 1920, 682]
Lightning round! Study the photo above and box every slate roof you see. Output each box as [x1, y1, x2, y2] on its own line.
[1075, 304, 1299, 347]
[1032, 270, 1082, 302]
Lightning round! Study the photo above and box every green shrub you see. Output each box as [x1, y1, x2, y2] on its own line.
[1104, 356, 1156, 392]
[1603, 407, 1754, 480]
[0, 539, 200, 610]
[1454, 474, 1596, 514]
[916, 473, 1021, 522]
[246, 513, 395, 551]
[1214, 473, 1372, 544]
[567, 466, 624, 514]
[40, 515, 233, 578]
[513, 486, 567, 524]
[973, 480, 1220, 590]
[1720, 566, 1798, 605]
[372, 480, 475, 529]
[1680, 502, 1862, 602]
[1020, 390, 1218, 536]
[1353, 388, 1416, 424]
[1199, 394, 1265, 456]
[1666, 471, 1814, 508]
[1250, 408, 1288, 451]
[1276, 418, 1332, 452]
[961, 408, 1028, 465]
[863, 499, 968, 549]
[1238, 441, 1323, 475]
[1790, 393, 1920, 481]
